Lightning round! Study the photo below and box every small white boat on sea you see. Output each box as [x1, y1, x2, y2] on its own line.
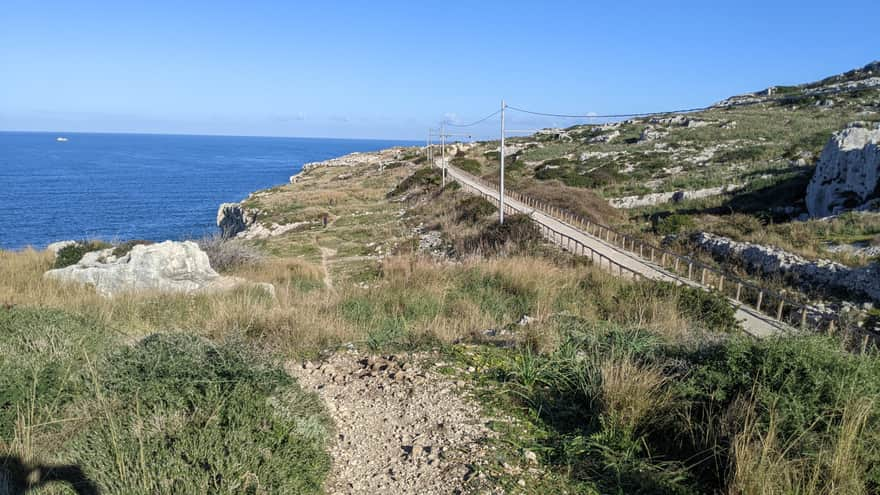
[56, 137, 69, 142]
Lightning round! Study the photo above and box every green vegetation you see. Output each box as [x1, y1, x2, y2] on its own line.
[451, 157, 482, 174]
[457, 320, 880, 494]
[464, 215, 543, 255]
[388, 167, 440, 196]
[0, 307, 332, 494]
[53, 241, 111, 269]
[455, 196, 496, 224]
[652, 213, 696, 235]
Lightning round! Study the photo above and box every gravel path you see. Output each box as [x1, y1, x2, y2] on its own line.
[289, 351, 495, 494]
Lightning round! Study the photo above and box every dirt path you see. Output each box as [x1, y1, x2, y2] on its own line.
[319, 246, 337, 291]
[289, 351, 494, 494]
[445, 164, 790, 337]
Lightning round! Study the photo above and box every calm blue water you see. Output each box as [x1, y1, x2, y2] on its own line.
[0, 132, 416, 250]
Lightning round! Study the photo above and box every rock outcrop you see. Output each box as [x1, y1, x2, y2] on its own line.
[43, 240, 270, 298]
[609, 184, 743, 209]
[693, 232, 880, 303]
[806, 122, 880, 217]
[217, 203, 258, 239]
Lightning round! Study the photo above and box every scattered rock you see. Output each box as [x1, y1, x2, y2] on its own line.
[289, 351, 494, 494]
[610, 184, 743, 209]
[589, 130, 620, 143]
[806, 122, 880, 217]
[517, 315, 535, 326]
[638, 126, 667, 142]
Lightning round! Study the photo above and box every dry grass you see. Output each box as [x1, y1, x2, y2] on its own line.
[694, 212, 880, 267]
[728, 397, 874, 495]
[599, 355, 673, 432]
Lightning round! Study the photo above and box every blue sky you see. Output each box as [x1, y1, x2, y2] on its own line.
[1, 0, 878, 140]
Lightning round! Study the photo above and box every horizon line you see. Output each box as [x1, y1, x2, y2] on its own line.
[0, 128, 425, 143]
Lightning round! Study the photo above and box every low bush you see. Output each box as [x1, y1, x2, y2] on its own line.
[451, 157, 482, 174]
[455, 196, 496, 224]
[53, 240, 111, 269]
[464, 320, 880, 494]
[463, 214, 543, 255]
[653, 214, 696, 235]
[388, 167, 440, 197]
[198, 234, 264, 272]
[75, 333, 332, 493]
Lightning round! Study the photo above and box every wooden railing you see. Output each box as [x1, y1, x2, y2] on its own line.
[445, 164, 848, 338]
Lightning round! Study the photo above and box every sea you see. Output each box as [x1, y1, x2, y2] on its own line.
[0, 132, 416, 250]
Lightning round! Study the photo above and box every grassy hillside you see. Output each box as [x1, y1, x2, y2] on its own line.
[445, 62, 880, 270]
[2, 64, 880, 494]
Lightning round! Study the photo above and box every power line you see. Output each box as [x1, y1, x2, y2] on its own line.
[505, 82, 879, 121]
[506, 105, 709, 119]
[445, 109, 502, 127]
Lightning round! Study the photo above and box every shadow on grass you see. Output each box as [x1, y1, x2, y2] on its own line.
[648, 168, 813, 222]
[0, 455, 100, 494]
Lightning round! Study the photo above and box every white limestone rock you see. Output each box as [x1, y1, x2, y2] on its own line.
[693, 232, 880, 303]
[43, 240, 270, 298]
[806, 122, 880, 217]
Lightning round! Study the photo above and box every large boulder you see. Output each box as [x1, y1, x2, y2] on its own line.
[806, 122, 880, 217]
[217, 203, 258, 239]
[43, 240, 268, 297]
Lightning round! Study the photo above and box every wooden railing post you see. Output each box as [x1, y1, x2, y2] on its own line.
[735, 283, 742, 302]
[756, 291, 764, 312]
[776, 299, 784, 321]
[800, 307, 808, 328]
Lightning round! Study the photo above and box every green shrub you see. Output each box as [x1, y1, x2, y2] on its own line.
[53, 241, 111, 269]
[388, 167, 441, 196]
[669, 335, 880, 490]
[455, 196, 496, 224]
[605, 281, 740, 333]
[715, 145, 768, 164]
[535, 160, 620, 189]
[451, 157, 482, 174]
[463, 214, 543, 255]
[653, 214, 696, 235]
[675, 284, 740, 333]
[75, 333, 332, 493]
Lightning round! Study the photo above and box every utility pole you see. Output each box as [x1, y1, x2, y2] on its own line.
[499, 99, 506, 224]
[427, 129, 434, 168]
[441, 121, 447, 187]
